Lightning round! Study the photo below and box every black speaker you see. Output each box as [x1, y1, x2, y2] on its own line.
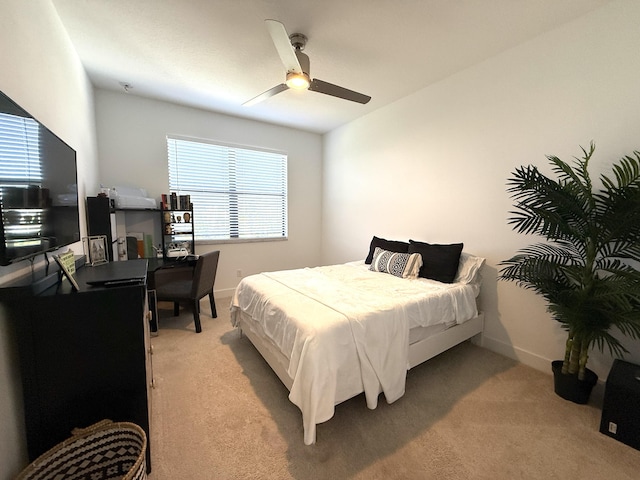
[599, 359, 640, 450]
[86, 196, 114, 261]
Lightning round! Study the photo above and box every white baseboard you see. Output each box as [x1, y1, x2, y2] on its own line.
[480, 335, 554, 375]
[214, 288, 235, 299]
[479, 334, 606, 396]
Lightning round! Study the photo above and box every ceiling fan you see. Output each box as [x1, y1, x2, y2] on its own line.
[243, 19, 371, 107]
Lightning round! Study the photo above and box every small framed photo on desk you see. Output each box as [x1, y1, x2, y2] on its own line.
[53, 254, 80, 291]
[83, 235, 108, 266]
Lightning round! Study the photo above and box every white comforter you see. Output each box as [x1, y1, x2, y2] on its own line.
[230, 262, 478, 444]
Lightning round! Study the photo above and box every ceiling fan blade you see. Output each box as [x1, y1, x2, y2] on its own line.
[265, 19, 302, 74]
[309, 79, 371, 104]
[243, 83, 289, 107]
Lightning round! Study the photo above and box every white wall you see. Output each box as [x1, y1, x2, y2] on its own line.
[0, 1, 99, 478]
[94, 90, 323, 295]
[322, 0, 640, 380]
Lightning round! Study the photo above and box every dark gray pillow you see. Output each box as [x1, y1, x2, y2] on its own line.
[365, 236, 409, 264]
[408, 240, 463, 283]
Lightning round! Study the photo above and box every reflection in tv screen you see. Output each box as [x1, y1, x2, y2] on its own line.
[0, 90, 80, 266]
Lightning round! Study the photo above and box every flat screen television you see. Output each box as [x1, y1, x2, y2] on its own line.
[0, 90, 80, 266]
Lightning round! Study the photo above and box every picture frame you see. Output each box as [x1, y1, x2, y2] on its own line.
[53, 254, 80, 291]
[83, 235, 109, 266]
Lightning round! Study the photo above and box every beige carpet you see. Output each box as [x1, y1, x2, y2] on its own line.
[147, 296, 640, 479]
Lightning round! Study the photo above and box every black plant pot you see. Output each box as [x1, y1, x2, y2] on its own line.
[551, 360, 598, 404]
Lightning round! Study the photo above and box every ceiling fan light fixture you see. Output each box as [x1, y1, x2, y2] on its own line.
[244, 20, 371, 106]
[286, 72, 310, 90]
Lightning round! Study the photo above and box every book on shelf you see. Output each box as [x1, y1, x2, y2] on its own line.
[179, 194, 191, 210]
[163, 192, 192, 211]
[144, 234, 154, 258]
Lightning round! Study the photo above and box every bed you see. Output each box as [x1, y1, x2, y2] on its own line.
[230, 240, 485, 445]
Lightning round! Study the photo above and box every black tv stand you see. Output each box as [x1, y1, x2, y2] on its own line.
[0, 259, 153, 472]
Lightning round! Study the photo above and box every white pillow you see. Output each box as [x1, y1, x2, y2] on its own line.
[454, 252, 486, 284]
[369, 247, 422, 279]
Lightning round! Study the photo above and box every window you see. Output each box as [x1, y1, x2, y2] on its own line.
[167, 136, 287, 242]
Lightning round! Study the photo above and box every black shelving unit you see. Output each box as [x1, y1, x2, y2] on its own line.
[160, 208, 194, 260]
[86, 196, 161, 261]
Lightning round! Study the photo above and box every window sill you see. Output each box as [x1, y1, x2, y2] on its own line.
[196, 237, 288, 246]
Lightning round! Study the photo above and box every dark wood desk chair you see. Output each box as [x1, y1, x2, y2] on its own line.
[154, 251, 220, 333]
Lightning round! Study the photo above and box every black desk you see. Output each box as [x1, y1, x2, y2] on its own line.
[146, 256, 196, 269]
[80, 258, 148, 289]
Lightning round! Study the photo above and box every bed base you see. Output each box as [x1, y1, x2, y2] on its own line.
[238, 312, 295, 391]
[236, 312, 484, 407]
[408, 314, 484, 368]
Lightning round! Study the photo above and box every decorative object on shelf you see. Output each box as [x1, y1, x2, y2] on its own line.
[117, 237, 127, 261]
[165, 241, 190, 258]
[166, 247, 189, 258]
[52, 254, 80, 291]
[183, 212, 191, 223]
[83, 235, 109, 266]
[499, 143, 640, 404]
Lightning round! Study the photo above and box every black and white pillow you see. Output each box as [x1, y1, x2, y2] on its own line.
[369, 247, 422, 279]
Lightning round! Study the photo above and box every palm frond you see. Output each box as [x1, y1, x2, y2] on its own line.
[590, 331, 628, 358]
[547, 143, 595, 205]
[601, 151, 640, 191]
[614, 311, 640, 339]
[506, 165, 592, 240]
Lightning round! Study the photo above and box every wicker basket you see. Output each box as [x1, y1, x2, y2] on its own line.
[16, 420, 147, 480]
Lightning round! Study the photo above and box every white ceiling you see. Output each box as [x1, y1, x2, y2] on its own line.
[52, 0, 612, 134]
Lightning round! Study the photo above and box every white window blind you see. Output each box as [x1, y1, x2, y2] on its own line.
[167, 136, 287, 242]
[0, 113, 42, 183]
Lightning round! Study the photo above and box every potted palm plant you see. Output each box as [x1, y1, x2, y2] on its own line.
[499, 143, 640, 404]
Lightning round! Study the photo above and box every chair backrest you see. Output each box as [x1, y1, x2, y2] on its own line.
[191, 250, 220, 299]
